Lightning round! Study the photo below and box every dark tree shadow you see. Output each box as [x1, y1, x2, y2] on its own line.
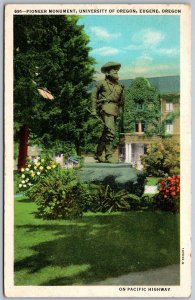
[15, 198, 33, 203]
[15, 212, 180, 286]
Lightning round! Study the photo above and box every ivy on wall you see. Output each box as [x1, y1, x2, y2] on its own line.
[123, 77, 162, 136]
[123, 78, 180, 137]
[161, 97, 180, 137]
[165, 111, 180, 122]
[160, 93, 180, 103]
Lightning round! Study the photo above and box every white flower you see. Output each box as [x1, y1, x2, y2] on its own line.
[37, 172, 41, 175]
[23, 184, 27, 187]
[19, 184, 22, 188]
[28, 183, 32, 186]
[26, 178, 29, 182]
[22, 180, 25, 184]
[25, 168, 29, 171]
[21, 174, 25, 178]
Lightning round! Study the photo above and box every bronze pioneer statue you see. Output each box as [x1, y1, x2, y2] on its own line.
[91, 61, 124, 163]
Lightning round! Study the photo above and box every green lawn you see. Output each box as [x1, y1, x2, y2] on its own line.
[146, 177, 161, 186]
[15, 197, 180, 286]
[14, 171, 21, 194]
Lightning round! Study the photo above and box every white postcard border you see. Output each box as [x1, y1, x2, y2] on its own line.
[4, 3, 191, 298]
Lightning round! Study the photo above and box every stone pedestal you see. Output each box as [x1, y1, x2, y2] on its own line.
[79, 163, 145, 197]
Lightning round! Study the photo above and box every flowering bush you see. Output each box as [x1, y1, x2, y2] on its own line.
[27, 169, 89, 219]
[18, 156, 59, 192]
[141, 139, 180, 177]
[153, 175, 180, 212]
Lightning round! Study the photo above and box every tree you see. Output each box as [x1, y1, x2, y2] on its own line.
[14, 15, 95, 169]
[141, 138, 180, 177]
[123, 77, 161, 135]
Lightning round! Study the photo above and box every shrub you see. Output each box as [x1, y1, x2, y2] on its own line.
[141, 138, 180, 177]
[80, 184, 100, 212]
[95, 186, 131, 213]
[18, 156, 59, 192]
[129, 172, 146, 197]
[140, 195, 154, 210]
[153, 175, 180, 213]
[27, 170, 90, 219]
[83, 185, 151, 213]
[121, 193, 153, 211]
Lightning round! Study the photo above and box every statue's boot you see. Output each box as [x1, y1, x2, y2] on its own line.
[94, 151, 105, 163]
[105, 155, 118, 163]
[95, 155, 105, 163]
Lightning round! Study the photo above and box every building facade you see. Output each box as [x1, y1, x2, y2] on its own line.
[118, 76, 180, 168]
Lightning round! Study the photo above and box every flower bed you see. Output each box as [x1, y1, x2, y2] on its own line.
[153, 175, 180, 213]
[18, 156, 58, 192]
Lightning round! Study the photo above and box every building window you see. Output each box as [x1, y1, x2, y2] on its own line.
[135, 122, 146, 133]
[135, 122, 139, 132]
[166, 102, 173, 112]
[141, 122, 146, 132]
[166, 121, 173, 133]
[136, 103, 144, 111]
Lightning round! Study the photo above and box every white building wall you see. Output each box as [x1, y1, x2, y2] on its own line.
[125, 143, 145, 169]
[125, 143, 132, 163]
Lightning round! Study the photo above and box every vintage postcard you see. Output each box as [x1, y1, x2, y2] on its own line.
[4, 3, 191, 298]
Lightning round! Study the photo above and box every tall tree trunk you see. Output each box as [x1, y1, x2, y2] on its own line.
[18, 125, 29, 171]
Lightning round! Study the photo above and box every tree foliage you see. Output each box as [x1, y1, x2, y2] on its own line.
[14, 15, 95, 155]
[141, 138, 180, 177]
[123, 77, 161, 135]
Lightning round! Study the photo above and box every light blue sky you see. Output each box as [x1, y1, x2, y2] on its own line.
[78, 15, 180, 80]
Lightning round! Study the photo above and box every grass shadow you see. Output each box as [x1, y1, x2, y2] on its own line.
[16, 198, 33, 203]
[15, 212, 180, 286]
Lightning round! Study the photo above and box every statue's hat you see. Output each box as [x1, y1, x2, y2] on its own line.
[101, 61, 121, 73]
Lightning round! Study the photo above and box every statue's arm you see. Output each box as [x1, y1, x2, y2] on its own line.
[91, 82, 101, 115]
[119, 85, 125, 107]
